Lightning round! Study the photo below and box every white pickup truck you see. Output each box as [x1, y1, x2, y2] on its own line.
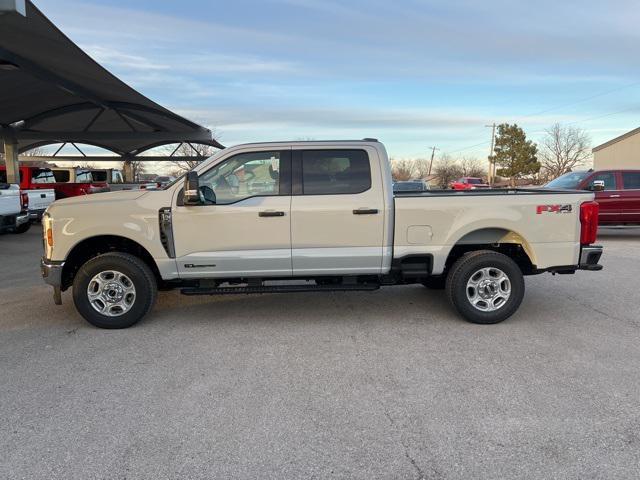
[41, 140, 603, 328]
[0, 184, 30, 234]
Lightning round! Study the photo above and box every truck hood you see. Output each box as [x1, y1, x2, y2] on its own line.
[53, 190, 148, 207]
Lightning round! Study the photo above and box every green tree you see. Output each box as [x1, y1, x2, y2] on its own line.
[492, 123, 540, 186]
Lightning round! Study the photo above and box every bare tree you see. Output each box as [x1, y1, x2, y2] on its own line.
[390, 159, 415, 181]
[540, 123, 591, 180]
[167, 143, 218, 174]
[21, 147, 47, 157]
[412, 158, 431, 179]
[433, 154, 463, 188]
[458, 156, 487, 178]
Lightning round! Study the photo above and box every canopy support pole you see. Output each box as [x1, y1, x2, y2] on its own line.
[122, 155, 134, 183]
[2, 134, 20, 185]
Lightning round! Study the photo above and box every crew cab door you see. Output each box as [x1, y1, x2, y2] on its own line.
[172, 149, 293, 278]
[290, 147, 385, 275]
[621, 171, 640, 222]
[582, 171, 623, 224]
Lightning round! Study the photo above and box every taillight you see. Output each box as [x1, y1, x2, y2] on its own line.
[580, 201, 599, 245]
[20, 192, 28, 209]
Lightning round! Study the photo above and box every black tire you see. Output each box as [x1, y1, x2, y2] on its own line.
[72, 252, 157, 329]
[13, 222, 31, 234]
[445, 250, 524, 324]
[422, 276, 446, 290]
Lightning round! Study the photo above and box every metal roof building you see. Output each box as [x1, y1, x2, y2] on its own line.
[593, 127, 640, 170]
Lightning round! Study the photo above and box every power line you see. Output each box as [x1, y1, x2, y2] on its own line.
[441, 82, 640, 156]
[564, 106, 639, 126]
[515, 81, 640, 121]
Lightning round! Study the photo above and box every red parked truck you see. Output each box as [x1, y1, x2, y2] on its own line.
[545, 169, 640, 225]
[49, 167, 110, 199]
[450, 177, 490, 190]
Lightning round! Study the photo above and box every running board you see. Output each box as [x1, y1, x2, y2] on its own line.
[181, 283, 380, 296]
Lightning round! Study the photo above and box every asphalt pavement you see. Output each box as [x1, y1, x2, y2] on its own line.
[1, 226, 639, 479]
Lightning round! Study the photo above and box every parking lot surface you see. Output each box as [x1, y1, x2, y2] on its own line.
[1, 227, 639, 479]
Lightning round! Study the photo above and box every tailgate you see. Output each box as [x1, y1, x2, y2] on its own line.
[0, 187, 20, 216]
[28, 189, 55, 210]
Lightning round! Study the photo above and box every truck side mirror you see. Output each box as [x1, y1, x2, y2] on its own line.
[590, 180, 605, 192]
[183, 171, 202, 205]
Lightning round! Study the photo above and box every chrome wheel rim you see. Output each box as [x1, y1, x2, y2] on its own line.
[87, 270, 136, 317]
[466, 267, 511, 312]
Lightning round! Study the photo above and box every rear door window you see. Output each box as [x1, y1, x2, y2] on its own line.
[301, 150, 371, 195]
[52, 170, 70, 182]
[622, 172, 640, 189]
[91, 171, 107, 182]
[76, 170, 92, 182]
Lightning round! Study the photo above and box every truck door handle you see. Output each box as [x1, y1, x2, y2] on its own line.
[259, 211, 285, 217]
[353, 208, 379, 215]
[609, 194, 621, 198]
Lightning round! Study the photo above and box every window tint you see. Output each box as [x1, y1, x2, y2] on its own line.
[0, 171, 23, 183]
[52, 170, 70, 182]
[199, 151, 282, 205]
[32, 169, 55, 184]
[91, 171, 107, 182]
[587, 172, 616, 190]
[622, 172, 640, 189]
[302, 150, 371, 195]
[76, 170, 92, 182]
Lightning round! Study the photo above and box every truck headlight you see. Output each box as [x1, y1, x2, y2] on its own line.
[42, 213, 54, 258]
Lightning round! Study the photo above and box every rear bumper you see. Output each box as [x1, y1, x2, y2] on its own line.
[578, 245, 603, 271]
[0, 212, 29, 232]
[29, 208, 46, 221]
[16, 211, 30, 226]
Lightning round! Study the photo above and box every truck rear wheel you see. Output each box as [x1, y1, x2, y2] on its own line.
[13, 222, 31, 234]
[445, 250, 524, 324]
[72, 252, 157, 329]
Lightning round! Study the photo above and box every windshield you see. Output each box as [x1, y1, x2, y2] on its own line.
[545, 171, 590, 189]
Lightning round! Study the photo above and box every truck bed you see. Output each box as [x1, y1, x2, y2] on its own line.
[393, 188, 595, 275]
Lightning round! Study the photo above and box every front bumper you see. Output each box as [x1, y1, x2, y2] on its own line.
[578, 245, 603, 271]
[41, 257, 65, 304]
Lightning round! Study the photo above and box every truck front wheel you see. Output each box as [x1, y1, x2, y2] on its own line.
[446, 251, 524, 324]
[72, 252, 157, 329]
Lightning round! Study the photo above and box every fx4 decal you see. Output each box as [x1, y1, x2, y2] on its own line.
[536, 204, 573, 214]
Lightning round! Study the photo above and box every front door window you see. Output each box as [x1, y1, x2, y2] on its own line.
[198, 151, 282, 204]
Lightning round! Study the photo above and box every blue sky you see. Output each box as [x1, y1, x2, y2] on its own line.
[37, 0, 640, 160]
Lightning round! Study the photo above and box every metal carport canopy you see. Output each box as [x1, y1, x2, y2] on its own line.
[0, 1, 223, 182]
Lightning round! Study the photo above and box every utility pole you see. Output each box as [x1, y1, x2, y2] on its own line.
[485, 123, 496, 185]
[427, 146, 439, 176]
